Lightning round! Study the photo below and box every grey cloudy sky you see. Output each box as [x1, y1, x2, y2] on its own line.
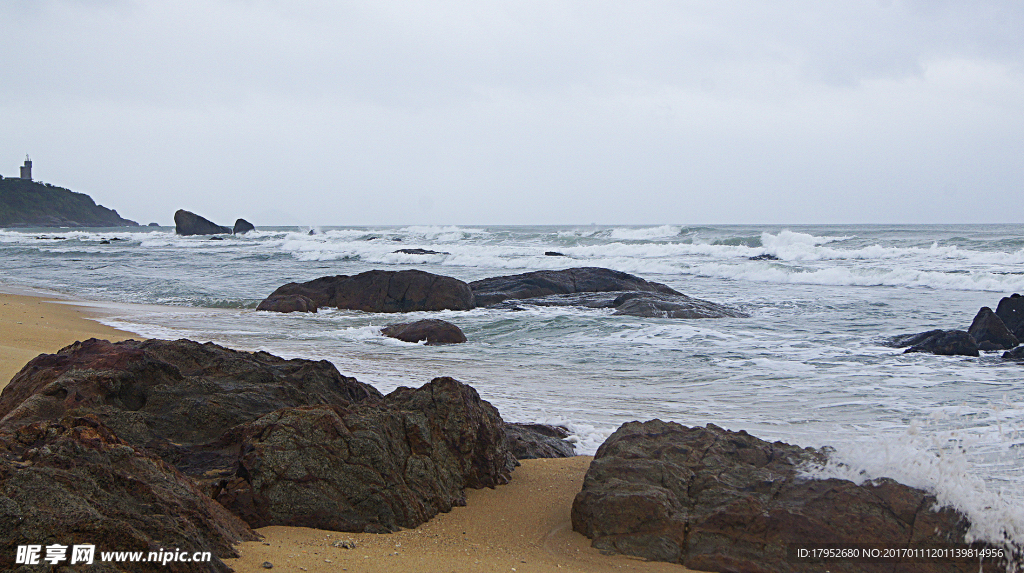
[2, 1, 1022, 226]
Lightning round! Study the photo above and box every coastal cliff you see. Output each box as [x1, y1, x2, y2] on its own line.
[0, 177, 138, 227]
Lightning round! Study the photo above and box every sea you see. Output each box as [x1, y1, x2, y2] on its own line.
[2, 223, 1023, 550]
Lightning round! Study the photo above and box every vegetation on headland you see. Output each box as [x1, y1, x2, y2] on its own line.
[0, 177, 138, 227]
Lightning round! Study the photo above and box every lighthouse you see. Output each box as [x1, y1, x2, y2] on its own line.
[20, 156, 32, 180]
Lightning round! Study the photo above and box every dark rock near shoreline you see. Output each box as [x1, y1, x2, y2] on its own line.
[233, 218, 255, 234]
[0, 339, 516, 535]
[968, 307, 1019, 351]
[256, 294, 318, 313]
[505, 423, 575, 459]
[0, 338, 382, 468]
[174, 209, 231, 236]
[0, 415, 256, 573]
[261, 270, 475, 313]
[889, 329, 980, 357]
[394, 248, 450, 256]
[469, 267, 682, 307]
[996, 294, 1024, 340]
[381, 319, 467, 344]
[216, 377, 515, 532]
[572, 420, 986, 573]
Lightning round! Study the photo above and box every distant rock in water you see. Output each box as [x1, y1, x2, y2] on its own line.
[488, 290, 747, 319]
[968, 306, 1019, 351]
[469, 267, 682, 307]
[749, 253, 780, 261]
[261, 269, 475, 313]
[889, 329, 980, 357]
[174, 209, 231, 235]
[381, 318, 466, 344]
[0, 177, 138, 227]
[148, 222, 160, 227]
[545, 251, 567, 257]
[572, 420, 989, 572]
[233, 218, 255, 234]
[394, 248, 450, 255]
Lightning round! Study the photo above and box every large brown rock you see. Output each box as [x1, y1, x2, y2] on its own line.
[173, 209, 231, 235]
[0, 338, 382, 480]
[505, 423, 576, 459]
[261, 270, 475, 313]
[0, 415, 256, 573]
[968, 306, 1019, 351]
[469, 267, 682, 307]
[381, 319, 467, 344]
[572, 420, 994, 573]
[214, 377, 515, 532]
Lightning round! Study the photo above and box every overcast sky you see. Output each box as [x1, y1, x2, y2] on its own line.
[2, 1, 1022, 226]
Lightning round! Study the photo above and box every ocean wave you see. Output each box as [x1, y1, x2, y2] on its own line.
[607, 225, 682, 240]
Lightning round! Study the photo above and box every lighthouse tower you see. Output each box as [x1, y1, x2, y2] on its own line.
[20, 156, 32, 180]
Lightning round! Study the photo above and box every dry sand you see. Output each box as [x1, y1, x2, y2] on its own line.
[0, 289, 702, 573]
[0, 290, 138, 388]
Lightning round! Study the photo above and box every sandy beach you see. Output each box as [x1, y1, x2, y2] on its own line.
[0, 290, 701, 573]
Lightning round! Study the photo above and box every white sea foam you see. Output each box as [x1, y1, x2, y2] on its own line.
[608, 225, 682, 240]
[805, 423, 1024, 550]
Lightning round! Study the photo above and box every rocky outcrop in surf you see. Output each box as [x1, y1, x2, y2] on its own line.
[0, 339, 515, 537]
[572, 420, 994, 573]
[262, 270, 475, 313]
[468, 267, 681, 307]
[381, 318, 467, 344]
[969, 306, 1019, 351]
[174, 209, 231, 235]
[232, 218, 255, 234]
[255, 293, 318, 313]
[888, 294, 1024, 358]
[257, 267, 747, 320]
[505, 423, 576, 459]
[888, 329, 980, 357]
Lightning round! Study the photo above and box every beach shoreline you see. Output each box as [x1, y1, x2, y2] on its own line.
[0, 288, 702, 573]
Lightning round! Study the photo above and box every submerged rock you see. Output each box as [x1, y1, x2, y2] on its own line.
[469, 267, 681, 307]
[572, 420, 989, 573]
[260, 269, 475, 313]
[0, 415, 256, 573]
[889, 329, 980, 357]
[381, 319, 467, 344]
[393, 248, 450, 255]
[489, 290, 746, 319]
[968, 306, 1019, 351]
[748, 253, 780, 261]
[174, 209, 231, 235]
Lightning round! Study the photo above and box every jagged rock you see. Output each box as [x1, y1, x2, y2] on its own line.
[469, 267, 682, 307]
[889, 329, 980, 357]
[256, 294, 318, 313]
[260, 270, 475, 313]
[381, 319, 467, 344]
[1002, 346, 1024, 361]
[571, 420, 988, 573]
[968, 307, 1019, 351]
[749, 253, 780, 261]
[505, 423, 575, 459]
[393, 248, 450, 255]
[996, 294, 1024, 341]
[233, 218, 255, 234]
[0, 415, 256, 573]
[174, 210, 231, 236]
[0, 338, 382, 480]
[215, 377, 515, 532]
